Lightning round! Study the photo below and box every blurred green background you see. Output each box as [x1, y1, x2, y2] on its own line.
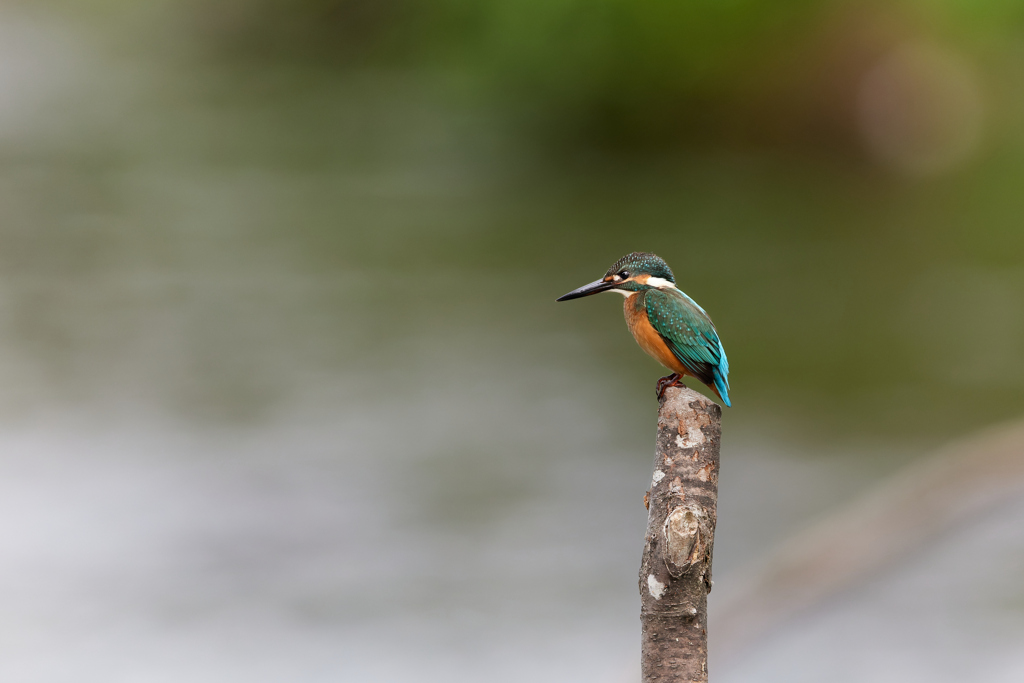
[0, 1, 1022, 681]
[8, 0, 1024, 440]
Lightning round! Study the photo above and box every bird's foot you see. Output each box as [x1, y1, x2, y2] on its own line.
[656, 373, 686, 400]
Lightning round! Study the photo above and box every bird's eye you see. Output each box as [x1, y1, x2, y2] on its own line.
[619, 271, 630, 279]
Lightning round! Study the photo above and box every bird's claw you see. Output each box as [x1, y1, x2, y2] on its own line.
[656, 373, 685, 400]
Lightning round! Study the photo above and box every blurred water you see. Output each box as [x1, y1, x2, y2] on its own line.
[0, 403, 897, 682]
[5, 410, 1021, 682]
[0, 7, 1023, 682]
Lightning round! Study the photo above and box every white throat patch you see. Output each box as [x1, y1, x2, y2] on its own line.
[609, 288, 636, 298]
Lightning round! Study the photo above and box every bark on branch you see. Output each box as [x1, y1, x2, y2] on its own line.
[640, 387, 722, 683]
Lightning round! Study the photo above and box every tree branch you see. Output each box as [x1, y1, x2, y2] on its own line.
[640, 386, 722, 683]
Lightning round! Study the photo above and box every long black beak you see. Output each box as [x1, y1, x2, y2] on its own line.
[556, 278, 616, 301]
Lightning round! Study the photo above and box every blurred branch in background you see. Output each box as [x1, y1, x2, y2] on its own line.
[714, 418, 1024, 656]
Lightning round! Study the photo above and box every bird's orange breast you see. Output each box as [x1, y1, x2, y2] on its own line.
[624, 294, 687, 374]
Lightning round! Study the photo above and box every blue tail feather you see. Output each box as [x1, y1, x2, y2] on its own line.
[713, 371, 731, 407]
[714, 342, 731, 407]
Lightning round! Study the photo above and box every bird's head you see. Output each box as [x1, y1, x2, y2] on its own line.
[556, 252, 676, 301]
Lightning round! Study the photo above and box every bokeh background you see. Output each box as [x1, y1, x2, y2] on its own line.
[1, 1, 1023, 681]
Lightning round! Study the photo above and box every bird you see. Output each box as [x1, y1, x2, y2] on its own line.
[556, 251, 731, 406]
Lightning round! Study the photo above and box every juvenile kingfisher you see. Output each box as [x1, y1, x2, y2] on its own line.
[557, 252, 731, 406]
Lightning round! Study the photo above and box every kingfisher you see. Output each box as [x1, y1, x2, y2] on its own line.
[556, 252, 731, 406]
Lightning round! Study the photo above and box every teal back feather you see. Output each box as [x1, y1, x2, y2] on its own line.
[644, 288, 731, 406]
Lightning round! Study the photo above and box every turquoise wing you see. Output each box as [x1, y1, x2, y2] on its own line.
[644, 288, 731, 406]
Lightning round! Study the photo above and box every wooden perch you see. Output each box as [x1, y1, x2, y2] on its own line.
[640, 386, 722, 683]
